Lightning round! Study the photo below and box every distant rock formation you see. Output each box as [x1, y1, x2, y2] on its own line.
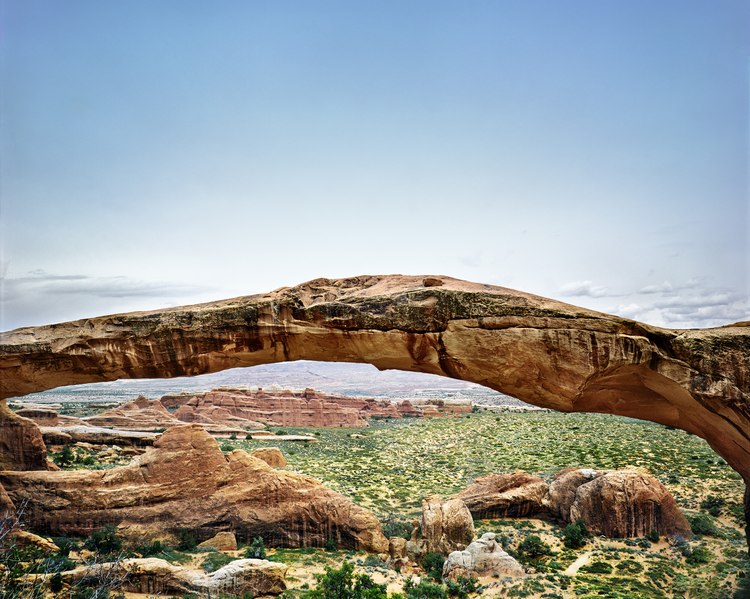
[0, 400, 51, 471]
[454, 472, 549, 519]
[550, 468, 692, 539]
[443, 532, 525, 580]
[163, 387, 435, 429]
[63, 557, 287, 597]
[0, 425, 388, 552]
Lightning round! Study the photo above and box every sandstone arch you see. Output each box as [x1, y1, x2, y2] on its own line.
[1, 275, 749, 535]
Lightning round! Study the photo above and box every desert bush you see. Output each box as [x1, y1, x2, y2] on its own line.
[579, 560, 612, 574]
[517, 534, 552, 559]
[688, 513, 721, 537]
[421, 552, 446, 580]
[404, 577, 447, 599]
[84, 524, 122, 555]
[381, 515, 413, 540]
[445, 576, 478, 598]
[562, 521, 588, 549]
[700, 495, 725, 517]
[245, 536, 267, 559]
[303, 560, 388, 599]
[177, 528, 198, 551]
[685, 544, 712, 565]
[201, 551, 234, 572]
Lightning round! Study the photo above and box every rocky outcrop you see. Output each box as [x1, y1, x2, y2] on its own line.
[198, 531, 238, 551]
[1, 276, 748, 535]
[443, 533, 525, 580]
[0, 425, 388, 552]
[454, 472, 549, 519]
[420, 496, 474, 555]
[0, 400, 51, 471]
[0, 482, 15, 519]
[251, 447, 287, 468]
[39, 425, 160, 447]
[63, 557, 287, 597]
[548, 468, 692, 538]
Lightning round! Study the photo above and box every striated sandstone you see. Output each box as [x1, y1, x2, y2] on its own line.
[0, 425, 388, 552]
[63, 557, 287, 597]
[0, 400, 51, 471]
[0, 275, 748, 538]
[455, 472, 549, 519]
[85, 395, 187, 430]
[443, 532, 525, 580]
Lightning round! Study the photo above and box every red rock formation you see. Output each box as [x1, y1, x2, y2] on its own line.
[548, 468, 691, 539]
[0, 400, 51, 471]
[420, 496, 474, 555]
[454, 472, 549, 519]
[85, 395, 184, 430]
[0, 425, 388, 552]
[168, 388, 419, 429]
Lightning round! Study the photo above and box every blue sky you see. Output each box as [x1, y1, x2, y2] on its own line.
[1, 0, 748, 330]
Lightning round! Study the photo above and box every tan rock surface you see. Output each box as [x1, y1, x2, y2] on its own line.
[443, 532, 525, 580]
[0, 425, 388, 552]
[455, 472, 549, 519]
[198, 531, 238, 551]
[62, 557, 287, 597]
[0, 275, 748, 528]
[421, 496, 474, 555]
[85, 395, 185, 430]
[250, 447, 287, 468]
[0, 400, 51, 471]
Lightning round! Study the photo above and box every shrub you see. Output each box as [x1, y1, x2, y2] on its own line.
[177, 528, 198, 551]
[84, 524, 122, 555]
[517, 535, 552, 559]
[50, 572, 64, 592]
[220, 442, 234, 453]
[304, 560, 388, 599]
[421, 552, 446, 580]
[381, 515, 414, 541]
[445, 576, 478, 598]
[646, 529, 660, 543]
[562, 520, 588, 549]
[325, 538, 337, 551]
[245, 536, 267, 559]
[685, 544, 712, 565]
[580, 560, 613, 574]
[688, 513, 720, 537]
[403, 578, 447, 599]
[55, 444, 75, 468]
[700, 496, 725, 517]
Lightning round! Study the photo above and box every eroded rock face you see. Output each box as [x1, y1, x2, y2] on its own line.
[0, 425, 388, 552]
[0, 400, 51, 471]
[63, 557, 287, 597]
[549, 468, 691, 538]
[443, 533, 525, 580]
[421, 496, 474, 555]
[454, 472, 549, 519]
[85, 395, 189, 430]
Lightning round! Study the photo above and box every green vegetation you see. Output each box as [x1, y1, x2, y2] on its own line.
[201, 550, 234, 572]
[562, 520, 588, 549]
[302, 560, 388, 599]
[421, 552, 446, 581]
[245, 535, 267, 559]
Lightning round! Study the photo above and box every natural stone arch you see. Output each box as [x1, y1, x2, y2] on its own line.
[1, 275, 749, 539]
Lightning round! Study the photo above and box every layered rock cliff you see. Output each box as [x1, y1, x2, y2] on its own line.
[0, 275, 747, 492]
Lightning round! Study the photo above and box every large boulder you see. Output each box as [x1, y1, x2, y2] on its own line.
[421, 496, 474, 555]
[0, 424, 388, 552]
[251, 447, 287, 468]
[454, 472, 549, 519]
[0, 400, 51, 471]
[198, 531, 238, 551]
[548, 468, 692, 538]
[443, 533, 525, 580]
[63, 557, 287, 597]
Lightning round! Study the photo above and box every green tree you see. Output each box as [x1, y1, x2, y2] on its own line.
[304, 561, 388, 599]
[245, 536, 267, 559]
[562, 520, 588, 549]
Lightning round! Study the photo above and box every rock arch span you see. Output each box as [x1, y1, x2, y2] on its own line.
[2, 275, 749, 529]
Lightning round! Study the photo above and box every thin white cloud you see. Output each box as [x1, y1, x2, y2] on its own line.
[559, 280, 610, 298]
